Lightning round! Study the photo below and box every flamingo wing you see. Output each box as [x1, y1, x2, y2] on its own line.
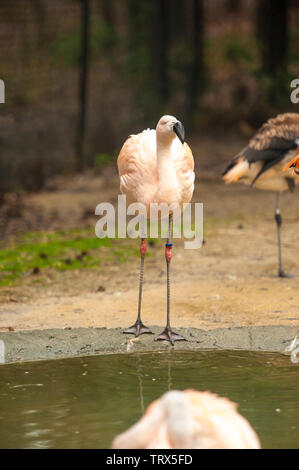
[172, 140, 195, 204]
[223, 113, 299, 186]
[247, 113, 299, 153]
[117, 129, 158, 207]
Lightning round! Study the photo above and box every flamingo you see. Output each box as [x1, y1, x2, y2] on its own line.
[117, 115, 195, 344]
[222, 113, 299, 278]
[284, 155, 299, 175]
[111, 389, 261, 449]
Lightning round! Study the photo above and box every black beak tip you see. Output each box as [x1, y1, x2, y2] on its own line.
[173, 121, 185, 144]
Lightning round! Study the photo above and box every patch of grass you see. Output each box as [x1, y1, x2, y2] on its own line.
[0, 229, 150, 287]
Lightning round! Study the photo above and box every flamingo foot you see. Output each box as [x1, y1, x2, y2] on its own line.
[279, 270, 294, 279]
[123, 321, 153, 336]
[155, 327, 186, 346]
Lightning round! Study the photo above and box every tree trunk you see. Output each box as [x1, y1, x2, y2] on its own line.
[153, 0, 170, 108]
[257, 0, 289, 76]
[100, 0, 115, 30]
[187, 0, 204, 129]
[76, 0, 90, 171]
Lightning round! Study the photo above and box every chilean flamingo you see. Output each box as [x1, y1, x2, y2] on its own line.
[111, 389, 261, 449]
[222, 113, 299, 278]
[284, 155, 299, 175]
[117, 115, 195, 344]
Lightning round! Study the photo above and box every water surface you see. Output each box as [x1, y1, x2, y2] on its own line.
[0, 350, 298, 449]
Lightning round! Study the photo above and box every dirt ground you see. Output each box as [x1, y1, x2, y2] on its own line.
[0, 135, 299, 339]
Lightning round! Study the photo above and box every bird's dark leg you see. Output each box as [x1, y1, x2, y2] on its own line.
[123, 238, 153, 336]
[275, 193, 292, 278]
[156, 214, 186, 345]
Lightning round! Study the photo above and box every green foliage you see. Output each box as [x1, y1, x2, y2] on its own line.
[50, 21, 117, 67]
[94, 153, 114, 169]
[125, 1, 165, 121]
[224, 39, 252, 65]
[51, 31, 81, 67]
[91, 21, 117, 52]
[288, 28, 299, 65]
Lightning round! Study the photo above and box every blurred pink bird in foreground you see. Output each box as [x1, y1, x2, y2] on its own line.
[111, 389, 261, 449]
[117, 115, 195, 344]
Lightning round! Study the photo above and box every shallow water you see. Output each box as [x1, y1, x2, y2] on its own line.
[0, 350, 298, 449]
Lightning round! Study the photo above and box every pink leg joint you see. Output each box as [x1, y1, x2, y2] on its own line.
[165, 243, 173, 262]
[140, 239, 147, 258]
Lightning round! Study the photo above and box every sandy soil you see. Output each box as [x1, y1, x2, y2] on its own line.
[0, 135, 298, 342]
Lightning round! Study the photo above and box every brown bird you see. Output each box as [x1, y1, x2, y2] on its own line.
[284, 155, 299, 175]
[223, 113, 299, 278]
[111, 389, 261, 449]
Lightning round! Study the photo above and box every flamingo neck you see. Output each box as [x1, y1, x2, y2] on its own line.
[156, 136, 178, 199]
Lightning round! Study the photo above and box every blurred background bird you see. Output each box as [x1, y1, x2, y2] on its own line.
[117, 115, 195, 343]
[222, 113, 299, 278]
[111, 389, 261, 449]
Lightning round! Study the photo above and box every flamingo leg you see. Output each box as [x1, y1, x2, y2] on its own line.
[275, 193, 292, 278]
[156, 214, 186, 345]
[123, 238, 153, 336]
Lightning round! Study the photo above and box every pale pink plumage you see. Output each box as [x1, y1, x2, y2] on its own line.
[111, 389, 261, 449]
[117, 115, 195, 342]
[117, 118, 195, 214]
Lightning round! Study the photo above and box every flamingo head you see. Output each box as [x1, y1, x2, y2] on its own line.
[156, 115, 185, 144]
[284, 155, 299, 175]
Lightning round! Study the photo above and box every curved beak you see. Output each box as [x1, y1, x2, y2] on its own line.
[173, 121, 185, 144]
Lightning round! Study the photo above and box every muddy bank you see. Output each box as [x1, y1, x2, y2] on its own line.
[0, 325, 297, 364]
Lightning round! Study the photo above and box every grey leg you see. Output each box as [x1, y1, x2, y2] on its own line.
[156, 214, 186, 345]
[123, 238, 153, 336]
[275, 193, 292, 278]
